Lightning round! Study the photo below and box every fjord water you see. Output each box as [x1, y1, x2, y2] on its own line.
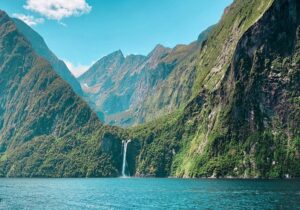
[0, 179, 299, 209]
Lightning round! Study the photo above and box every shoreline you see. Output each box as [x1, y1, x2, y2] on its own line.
[0, 176, 299, 180]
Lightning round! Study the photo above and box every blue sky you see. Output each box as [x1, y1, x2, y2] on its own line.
[0, 0, 232, 76]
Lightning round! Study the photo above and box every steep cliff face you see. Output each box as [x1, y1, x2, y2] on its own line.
[129, 0, 299, 178]
[0, 11, 125, 177]
[139, 0, 275, 124]
[13, 18, 83, 96]
[209, 0, 300, 178]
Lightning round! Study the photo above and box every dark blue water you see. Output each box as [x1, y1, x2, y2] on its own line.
[0, 178, 299, 209]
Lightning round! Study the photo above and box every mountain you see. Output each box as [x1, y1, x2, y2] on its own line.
[197, 25, 215, 42]
[1, 0, 299, 179]
[78, 45, 170, 126]
[79, 27, 212, 126]
[127, 0, 300, 178]
[0, 11, 125, 177]
[12, 18, 83, 96]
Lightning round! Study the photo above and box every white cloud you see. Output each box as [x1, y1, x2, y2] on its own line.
[12, 13, 44, 26]
[64, 60, 92, 77]
[24, 0, 92, 21]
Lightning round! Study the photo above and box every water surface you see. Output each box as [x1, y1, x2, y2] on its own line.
[0, 178, 299, 209]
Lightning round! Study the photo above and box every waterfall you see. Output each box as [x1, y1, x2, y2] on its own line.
[122, 139, 131, 177]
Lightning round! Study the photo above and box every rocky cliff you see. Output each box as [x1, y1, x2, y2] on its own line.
[128, 0, 300, 178]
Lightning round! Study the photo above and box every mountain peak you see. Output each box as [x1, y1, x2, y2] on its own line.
[0, 9, 6, 16]
[78, 49, 125, 83]
[153, 44, 168, 52]
[148, 44, 171, 59]
[98, 49, 125, 64]
[0, 10, 10, 22]
[154, 44, 165, 49]
[110, 49, 124, 58]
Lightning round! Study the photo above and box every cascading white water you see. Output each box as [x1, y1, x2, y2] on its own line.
[122, 139, 131, 177]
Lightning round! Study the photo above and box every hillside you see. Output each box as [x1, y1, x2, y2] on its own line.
[12, 18, 83, 96]
[0, 11, 125, 177]
[79, 27, 213, 126]
[128, 0, 300, 178]
[0, 0, 299, 179]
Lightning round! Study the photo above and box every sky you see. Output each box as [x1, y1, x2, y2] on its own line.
[0, 0, 233, 77]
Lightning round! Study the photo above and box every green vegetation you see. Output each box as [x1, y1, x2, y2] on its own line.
[0, 11, 126, 177]
[13, 18, 83, 96]
[0, 0, 299, 178]
[0, 126, 126, 177]
[126, 0, 300, 178]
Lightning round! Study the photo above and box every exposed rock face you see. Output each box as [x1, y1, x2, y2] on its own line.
[215, 0, 300, 177]
[0, 11, 125, 177]
[79, 44, 177, 126]
[129, 0, 300, 178]
[225, 0, 300, 139]
[79, 27, 213, 126]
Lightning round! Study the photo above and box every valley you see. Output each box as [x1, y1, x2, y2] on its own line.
[0, 0, 299, 179]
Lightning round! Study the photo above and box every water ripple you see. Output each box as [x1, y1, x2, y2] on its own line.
[0, 178, 299, 209]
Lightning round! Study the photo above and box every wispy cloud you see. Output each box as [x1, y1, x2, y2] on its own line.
[12, 13, 44, 26]
[64, 60, 92, 77]
[58, 21, 67, 27]
[23, 0, 92, 21]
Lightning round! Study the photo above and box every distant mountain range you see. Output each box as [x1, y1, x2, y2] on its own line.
[0, 0, 299, 178]
[79, 27, 214, 126]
